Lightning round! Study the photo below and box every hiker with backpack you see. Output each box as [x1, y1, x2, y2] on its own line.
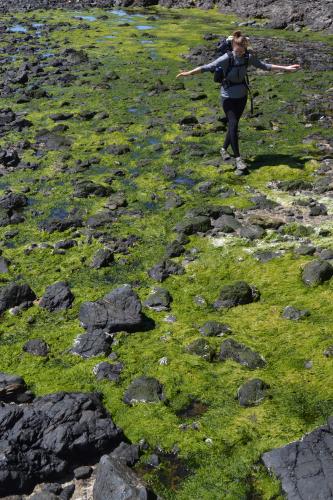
[176, 30, 300, 175]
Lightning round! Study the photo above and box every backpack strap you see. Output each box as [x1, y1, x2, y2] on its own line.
[224, 51, 234, 79]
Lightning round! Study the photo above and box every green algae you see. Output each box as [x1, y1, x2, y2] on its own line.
[0, 5, 332, 499]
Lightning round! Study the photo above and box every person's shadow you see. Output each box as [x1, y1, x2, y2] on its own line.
[248, 153, 308, 171]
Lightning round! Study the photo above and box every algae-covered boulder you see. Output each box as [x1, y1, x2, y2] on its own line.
[237, 379, 269, 407]
[165, 240, 185, 258]
[302, 260, 333, 286]
[90, 248, 114, 269]
[282, 306, 310, 320]
[214, 281, 260, 310]
[277, 179, 313, 192]
[73, 179, 112, 198]
[39, 216, 83, 233]
[219, 339, 266, 369]
[199, 321, 232, 337]
[185, 338, 215, 362]
[185, 205, 234, 219]
[123, 376, 164, 405]
[144, 287, 172, 311]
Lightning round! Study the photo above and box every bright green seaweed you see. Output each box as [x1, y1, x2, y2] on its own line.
[0, 6, 332, 499]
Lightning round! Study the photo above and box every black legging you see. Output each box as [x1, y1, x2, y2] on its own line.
[222, 95, 247, 157]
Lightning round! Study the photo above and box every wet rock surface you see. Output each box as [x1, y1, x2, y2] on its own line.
[0, 1, 331, 33]
[79, 285, 144, 333]
[262, 417, 333, 500]
[0, 391, 122, 496]
[39, 281, 74, 312]
[93, 455, 149, 500]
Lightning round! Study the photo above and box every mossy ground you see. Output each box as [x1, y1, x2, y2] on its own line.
[0, 6, 332, 499]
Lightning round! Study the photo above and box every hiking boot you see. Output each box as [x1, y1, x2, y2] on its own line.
[220, 147, 231, 161]
[235, 157, 248, 171]
[235, 167, 249, 176]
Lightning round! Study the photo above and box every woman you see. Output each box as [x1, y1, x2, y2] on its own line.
[176, 31, 301, 175]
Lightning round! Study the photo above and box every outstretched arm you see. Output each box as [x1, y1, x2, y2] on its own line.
[176, 54, 228, 78]
[176, 67, 203, 78]
[270, 64, 301, 72]
[250, 53, 301, 72]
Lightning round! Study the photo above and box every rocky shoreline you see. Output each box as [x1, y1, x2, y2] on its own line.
[0, 0, 331, 32]
[0, 4, 332, 498]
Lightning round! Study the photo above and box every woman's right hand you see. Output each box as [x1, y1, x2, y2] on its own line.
[285, 64, 301, 72]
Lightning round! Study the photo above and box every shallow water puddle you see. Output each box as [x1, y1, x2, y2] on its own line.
[136, 25, 154, 30]
[73, 15, 97, 22]
[8, 24, 27, 33]
[176, 399, 209, 419]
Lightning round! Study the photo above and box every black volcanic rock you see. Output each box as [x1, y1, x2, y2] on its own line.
[79, 285, 144, 333]
[0, 283, 36, 315]
[39, 282, 74, 312]
[0, 392, 122, 496]
[262, 417, 333, 500]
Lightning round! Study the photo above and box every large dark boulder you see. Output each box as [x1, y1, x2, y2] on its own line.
[219, 339, 266, 369]
[173, 216, 212, 235]
[302, 260, 333, 286]
[0, 372, 33, 403]
[214, 281, 260, 310]
[79, 285, 144, 333]
[73, 180, 111, 198]
[212, 214, 241, 233]
[262, 417, 333, 500]
[71, 331, 113, 358]
[0, 283, 36, 315]
[93, 362, 123, 382]
[0, 392, 122, 496]
[0, 192, 28, 211]
[39, 282, 74, 312]
[23, 339, 49, 357]
[39, 217, 83, 233]
[93, 455, 148, 500]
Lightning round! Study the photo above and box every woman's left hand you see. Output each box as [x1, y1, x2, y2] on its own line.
[286, 64, 301, 72]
